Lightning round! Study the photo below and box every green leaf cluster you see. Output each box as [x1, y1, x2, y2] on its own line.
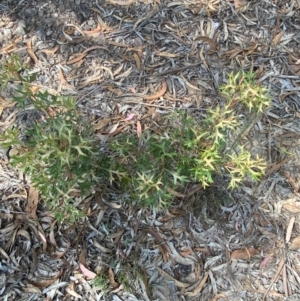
[220, 71, 271, 112]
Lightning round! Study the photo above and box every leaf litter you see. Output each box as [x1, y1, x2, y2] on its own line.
[1, 0, 300, 300]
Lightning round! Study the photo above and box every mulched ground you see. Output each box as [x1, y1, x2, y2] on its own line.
[1, 0, 300, 300]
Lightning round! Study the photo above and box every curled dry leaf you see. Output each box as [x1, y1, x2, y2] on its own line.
[212, 293, 228, 301]
[230, 247, 259, 260]
[108, 268, 119, 288]
[143, 80, 167, 101]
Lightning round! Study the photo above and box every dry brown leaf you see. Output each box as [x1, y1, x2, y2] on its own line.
[49, 224, 57, 246]
[66, 46, 109, 65]
[233, 0, 246, 9]
[111, 284, 124, 293]
[93, 240, 113, 253]
[136, 120, 142, 138]
[0, 246, 10, 260]
[230, 247, 259, 260]
[26, 185, 39, 219]
[212, 294, 228, 301]
[166, 187, 186, 198]
[291, 63, 300, 75]
[79, 263, 96, 279]
[57, 67, 75, 91]
[265, 158, 290, 176]
[2, 43, 18, 53]
[94, 118, 111, 131]
[17, 229, 30, 241]
[108, 40, 130, 48]
[156, 266, 190, 288]
[38, 231, 47, 244]
[83, 23, 103, 36]
[39, 45, 60, 56]
[55, 240, 71, 259]
[108, 268, 119, 288]
[272, 256, 285, 283]
[154, 50, 180, 58]
[223, 47, 244, 60]
[27, 278, 57, 288]
[29, 85, 41, 95]
[199, 46, 209, 69]
[146, 228, 170, 254]
[22, 283, 41, 294]
[105, 86, 123, 96]
[0, 96, 17, 109]
[66, 52, 88, 65]
[185, 273, 209, 296]
[272, 30, 285, 46]
[282, 201, 300, 213]
[144, 80, 167, 101]
[27, 269, 63, 288]
[195, 36, 217, 51]
[259, 255, 273, 274]
[179, 248, 193, 257]
[290, 236, 300, 250]
[26, 37, 39, 65]
[65, 287, 82, 299]
[186, 184, 202, 197]
[108, 122, 120, 134]
[283, 170, 298, 192]
[79, 248, 87, 266]
[180, 72, 201, 92]
[286, 216, 295, 243]
[124, 113, 135, 121]
[133, 53, 141, 69]
[115, 66, 133, 79]
[156, 244, 168, 263]
[109, 0, 135, 5]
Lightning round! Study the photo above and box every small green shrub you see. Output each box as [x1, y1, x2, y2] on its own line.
[0, 54, 271, 217]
